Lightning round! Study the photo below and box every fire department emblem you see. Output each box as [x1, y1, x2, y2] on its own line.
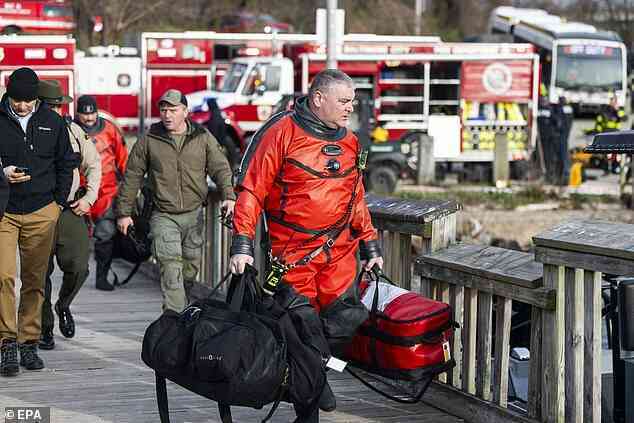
[482, 63, 513, 95]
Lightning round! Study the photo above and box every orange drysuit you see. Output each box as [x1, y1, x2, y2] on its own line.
[77, 118, 128, 220]
[232, 97, 380, 310]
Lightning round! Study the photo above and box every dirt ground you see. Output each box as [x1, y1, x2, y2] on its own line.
[456, 202, 632, 250]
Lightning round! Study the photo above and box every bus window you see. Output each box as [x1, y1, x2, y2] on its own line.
[555, 45, 622, 91]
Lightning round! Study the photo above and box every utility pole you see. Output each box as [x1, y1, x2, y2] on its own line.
[326, 0, 337, 69]
[415, 0, 427, 36]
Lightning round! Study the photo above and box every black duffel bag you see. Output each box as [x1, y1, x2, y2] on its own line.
[141, 265, 328, 423]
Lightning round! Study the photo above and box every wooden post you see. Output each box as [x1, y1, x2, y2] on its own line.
[584, 270, 601, 423]
[493, 132, 509, 188]
[493, 296, 512, 408]
[565, 267, 584, 423]
[528, 306, 543, 420]
[462, 287, 478, 395]
[417, 133, 435, 185]
[420, 213, 457, 297]
[541, 264, 565, 423]
[448, 284, 464, 389]
[476, 291, 493, 401]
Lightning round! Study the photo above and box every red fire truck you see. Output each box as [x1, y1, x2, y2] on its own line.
[0, 34, 74, 114]
[140, 32, 441, 149]
[76, 47, 141, 133]
[0, 1, 74, 35]
[183, 41, 538, 187]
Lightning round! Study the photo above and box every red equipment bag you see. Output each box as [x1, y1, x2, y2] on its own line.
[344, 268, 456, 401]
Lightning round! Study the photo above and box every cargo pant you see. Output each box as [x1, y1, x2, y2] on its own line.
[42, 209, 90, 333]
[150, 208, 204, 312]
[0, 202, 60, 343]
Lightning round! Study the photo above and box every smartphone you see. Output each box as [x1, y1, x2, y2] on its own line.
[14, 166, 29, 174]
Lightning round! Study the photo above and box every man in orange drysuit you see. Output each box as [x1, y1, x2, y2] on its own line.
[229, 69, 383, 421]
[74, 95, 128, 291]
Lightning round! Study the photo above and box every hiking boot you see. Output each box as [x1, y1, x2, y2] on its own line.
[318, 382, 336, 412]
[19, 342, 44, 370]
[39, 329, 55, 350]
[0, 339, 19, 377]
[55, 302, 75, 338]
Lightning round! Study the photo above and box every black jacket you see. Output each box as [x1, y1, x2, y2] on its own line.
[0, 95, 74, 214]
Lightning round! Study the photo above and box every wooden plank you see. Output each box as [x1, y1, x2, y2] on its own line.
[564, 267, 584, 423]
[462, 287, 478, 395]
[533, 219, 634, 261]
[366, 193, 460, 226]
[383, 231, 394, 277]
[418, 243, 543, 288]
[535, 246, 634, 275]
[528, 306, 542, 420]
[584, 270, 602, 423]
[417, 262, 555, 309]
[399, 233, 412, 290]
[476, 291, 493, 401]
[388, 231, 400, 285]
[448, 284, 464, 389]
[423, 382, 541, 423]
[438, 281, 451, 383]
[493, 296, 512, 408]
[13, 255, 466, 423]
[541, 264, 565, 423]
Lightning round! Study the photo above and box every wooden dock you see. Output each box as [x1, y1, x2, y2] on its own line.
[0, 258, 463, 423]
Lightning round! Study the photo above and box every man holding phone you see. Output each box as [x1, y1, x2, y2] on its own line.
[0, 68, 75, 377]
[116, 89, 235, 312]
[37, 80, 102, 350]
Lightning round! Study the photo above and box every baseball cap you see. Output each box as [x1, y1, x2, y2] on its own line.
[77, 95, 98, 114]
[158, 89, 188, 107]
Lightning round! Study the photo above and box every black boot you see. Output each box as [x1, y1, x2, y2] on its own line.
[19, 342, 44, 370]
[318, 382, 336, 412]
[0, 338, 19, 376]
[39, 329, 55, 350]
[55, 302, 75, 338]
[95, 241, 115, 291]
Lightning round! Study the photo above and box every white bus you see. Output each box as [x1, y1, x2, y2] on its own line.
[490, 7, 628, 144]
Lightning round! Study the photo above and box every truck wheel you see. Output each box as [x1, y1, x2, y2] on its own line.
[3, 26, 21, 34]
[368, 166, 398, 194]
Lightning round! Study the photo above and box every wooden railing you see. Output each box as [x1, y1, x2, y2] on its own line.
[199, 189, 625, 423]
[199, 191, 461, 289]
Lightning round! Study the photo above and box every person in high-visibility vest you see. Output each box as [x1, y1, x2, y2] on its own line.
[589, 93, 626, 134]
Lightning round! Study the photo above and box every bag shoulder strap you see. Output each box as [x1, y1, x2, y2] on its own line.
[218, 403, 233, 423]
[110, 262, 142, 287]
[155, 372, 171, 423]
[346, 366, 429, 404]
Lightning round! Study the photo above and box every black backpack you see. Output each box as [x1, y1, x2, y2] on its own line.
[141, 266, 328, 423]
[111, 185, 153, 286]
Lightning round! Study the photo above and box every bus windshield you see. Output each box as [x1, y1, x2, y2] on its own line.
[220, 63, 248, 93]
[554, 45, 623, 92]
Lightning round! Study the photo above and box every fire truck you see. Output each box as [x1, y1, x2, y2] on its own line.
[139, 32, 442, 154]
[0, 34, 75, 114]
[0, 1, 74, 35]
[75, 46, 141, 133]
[184, 41, 539, 190]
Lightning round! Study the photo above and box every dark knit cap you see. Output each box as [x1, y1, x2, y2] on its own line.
[77, 95, 98, 114]
[7, 67, 39, 101]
